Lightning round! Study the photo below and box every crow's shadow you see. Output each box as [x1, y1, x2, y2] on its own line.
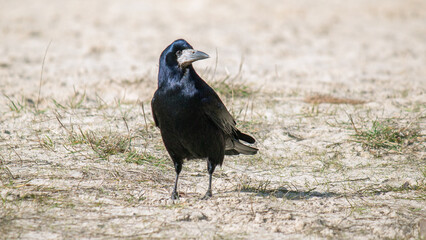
[239, 186, 340, 200]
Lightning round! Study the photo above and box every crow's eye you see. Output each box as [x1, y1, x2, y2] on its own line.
[176, 50, 182, 57]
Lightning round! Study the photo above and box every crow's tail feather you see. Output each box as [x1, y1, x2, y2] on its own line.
[236, 130, 256, 144]
[225, 141, 258, 155]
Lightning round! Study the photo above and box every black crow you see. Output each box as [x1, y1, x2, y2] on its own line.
[151, 39, 258, 200]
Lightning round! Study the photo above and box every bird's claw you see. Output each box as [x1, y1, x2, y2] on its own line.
[201, 190, 212, 200]
[171, 191, 180, 200]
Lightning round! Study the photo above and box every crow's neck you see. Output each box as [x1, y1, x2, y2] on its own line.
[158, 65, 197, 89]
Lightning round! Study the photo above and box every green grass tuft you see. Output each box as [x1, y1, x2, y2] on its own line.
[211, 80, 254, 98]
[125, 150, 159, 165]
[351, 118, 422, 154]
[66, 129, 132, 159]
[4, 95, 27, 113]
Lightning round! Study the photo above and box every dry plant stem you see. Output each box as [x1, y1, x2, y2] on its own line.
[140, 102, 149, 133]
[36, 40, 52, 111]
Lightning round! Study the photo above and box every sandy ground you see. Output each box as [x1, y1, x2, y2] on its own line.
[1, 0, 425, 239]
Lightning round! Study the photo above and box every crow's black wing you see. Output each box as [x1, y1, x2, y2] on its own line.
[201, 90, 256, 144]
[201, 93, 236, 136]
[151, 95, 159, 127]
[202, 94, 257, 155]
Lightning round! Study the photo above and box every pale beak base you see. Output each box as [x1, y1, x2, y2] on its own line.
[177, 49, 209, 67]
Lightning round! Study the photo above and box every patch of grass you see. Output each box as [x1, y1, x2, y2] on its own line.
[64, 126, 132, 159]
[211, 80, 254, 98]
[238, 175, 271, 194]
[52, 98, 67, 109]
[356, 181, 426, 200]
[39, 135, 55, 151]
[350, 116, 422, 155]
[6, 192, 52, 205]
[351, 205, 369, 215]
[0, 156, 15, 182]
[125, 193, 146, 204]
[50, 202, 76, 209]
[83, 131, 131, 159]
[68, 90, 86, 109]
[125, 150, 159, 165]
[4, 95, 32, 113]
[54, 115, 169, 169]
[52, 89, 87, 110]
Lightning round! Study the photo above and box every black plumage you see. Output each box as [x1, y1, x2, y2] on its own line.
[151, 39, 258, 199]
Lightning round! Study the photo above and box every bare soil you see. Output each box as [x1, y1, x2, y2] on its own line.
[1, 0, 425, 239]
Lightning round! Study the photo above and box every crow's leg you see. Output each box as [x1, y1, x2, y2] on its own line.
[201, 160, 216, 200]
[171, 159, 183, 200]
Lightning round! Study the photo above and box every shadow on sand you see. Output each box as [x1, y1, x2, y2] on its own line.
[239, 186, 340, 200]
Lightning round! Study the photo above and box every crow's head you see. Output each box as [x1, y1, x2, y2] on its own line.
[161, 39, 209, 69]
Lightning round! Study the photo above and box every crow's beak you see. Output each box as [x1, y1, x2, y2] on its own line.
[177, 49, 209, 67]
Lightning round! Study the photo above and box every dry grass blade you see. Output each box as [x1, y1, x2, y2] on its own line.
[348, 114, 359, 135]
[140, 101, 149, 133]
[305, 94, 366, 105]
[0, 153, 15, 179]
[36, 40, 52, 111]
